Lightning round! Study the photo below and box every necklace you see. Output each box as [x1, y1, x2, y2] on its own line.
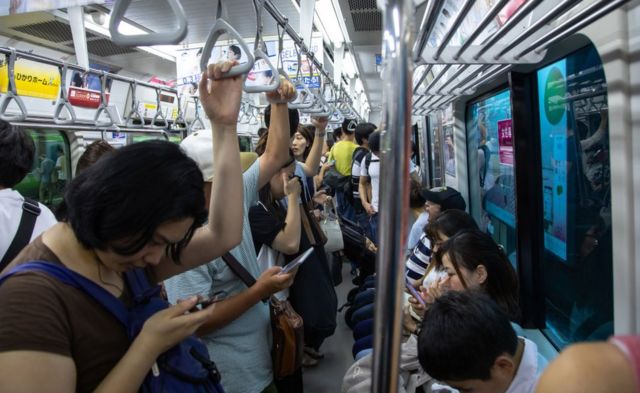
[96, 259, 124, 293]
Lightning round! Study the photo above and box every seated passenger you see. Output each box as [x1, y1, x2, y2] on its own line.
[535, 335, 639, 393]
[164, 76, 300, 393]
[418, 291, 542, 393]
[0, 120, 57, 266]
[405, 186, 466, 287]
[0, 61, 245, 392]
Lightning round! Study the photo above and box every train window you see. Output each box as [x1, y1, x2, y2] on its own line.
[466, 89, 516, 269]
[427, 113, 444, 187]
[536, 44, 612, 349]
[127, 133, 167, 144]
[14, 129, 70, 210]
[238, 135, 252, 152]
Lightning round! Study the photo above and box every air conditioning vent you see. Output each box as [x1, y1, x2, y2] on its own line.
[85, 38, 137, 57]
[351, 10, 382, 32]
[348, 0, 378, 11]
[11, 20, 98, 43]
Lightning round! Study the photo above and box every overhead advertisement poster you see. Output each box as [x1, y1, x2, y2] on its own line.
[0, 0, 108, 16]
[176, 34, 323, 97]
[0, 58, 60, 100]
[538, 58, 568, 261]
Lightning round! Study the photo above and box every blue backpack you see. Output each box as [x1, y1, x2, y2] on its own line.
[0, 261, 225, 393]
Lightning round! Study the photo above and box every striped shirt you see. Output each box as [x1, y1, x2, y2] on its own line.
[405, 232, 432, 286]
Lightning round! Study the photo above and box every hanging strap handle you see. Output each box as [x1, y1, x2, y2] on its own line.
[173, 93, 186, 128]
[200, 0, 255, 77]
[0, 198, 40, 271]
[0, 49, 28, 122]
[53, 63, 76, 125]
[125, 81, 144, 127]
[187, 96, 206, 133]
[151, 87, 168, 129]
[243, 0, 280, 93]
[94, 71, 115, 127]
[109, 0, 188, 46]
[289, 44, 315, 109]
[269, 23, 298, 103]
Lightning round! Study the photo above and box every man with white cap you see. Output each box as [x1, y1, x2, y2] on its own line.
[164, 77, 299, 393]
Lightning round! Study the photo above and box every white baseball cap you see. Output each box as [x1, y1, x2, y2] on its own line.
[180, 130, 214, 182]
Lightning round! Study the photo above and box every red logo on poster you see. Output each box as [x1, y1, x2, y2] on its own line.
[68, 87, 110, 108]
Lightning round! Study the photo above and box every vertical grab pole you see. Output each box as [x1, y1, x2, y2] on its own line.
[372, 0, 413, 392]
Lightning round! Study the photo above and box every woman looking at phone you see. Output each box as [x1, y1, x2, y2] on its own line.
[0, 61, 245, 393]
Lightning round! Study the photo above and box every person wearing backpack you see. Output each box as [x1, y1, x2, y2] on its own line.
[350, 123, 377, 237]
[0, 120, 57, 268]
[0, 60, 245, 393]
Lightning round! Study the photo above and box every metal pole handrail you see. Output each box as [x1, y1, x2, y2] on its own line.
[0, 47, 178, 94]
[0, 48, 28, 121]
[372, 0, 413, 391]
[473, 0, 543, 60]
[432, 0, 475, 61]
[516, 0, 631, 60]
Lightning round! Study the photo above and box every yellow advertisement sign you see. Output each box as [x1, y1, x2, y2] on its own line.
[0, 59, 60, 100]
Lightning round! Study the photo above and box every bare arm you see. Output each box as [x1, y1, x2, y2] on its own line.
[0, 298, 216, 393]
[155, 62, 244, 281]
[298, 117, 328, 177]
[258, 78, 297, 188]
[360, 175, 375, 216]
[270, 174, 302, 255]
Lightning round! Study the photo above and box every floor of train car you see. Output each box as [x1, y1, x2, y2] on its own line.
[303, 261, 354, 393]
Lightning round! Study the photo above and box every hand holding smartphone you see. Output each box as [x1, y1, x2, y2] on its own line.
[406, 279, 427, 308]
[279, 248, 314, 275]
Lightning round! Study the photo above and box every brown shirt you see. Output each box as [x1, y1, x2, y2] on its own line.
[0, 237, 131, 393]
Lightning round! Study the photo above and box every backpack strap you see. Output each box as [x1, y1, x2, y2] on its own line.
[0, 261, 129, 326]
[123, 268, 158, 302]
[221, 253, 257, 287]
[0, 198, 41, 271]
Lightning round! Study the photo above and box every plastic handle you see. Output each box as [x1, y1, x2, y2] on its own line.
[152, 110, 169, 129]
[200, 19, 255, 77]
[94, 106, 115, 127]
[269, 70, 298, 104]
[188, 117, 205, 133]
[0, 92, 28, 122]
[289, 85, 315, 109]
[173, 95, 186, 128]
[109, 0, 188, 46]
[53, 100, 76, 125]
[53, 64, 76, 125]
[243, 49, 281, 93]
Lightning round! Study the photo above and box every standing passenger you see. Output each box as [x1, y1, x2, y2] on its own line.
[0, 60, 245, 392]
[0, 120, 57, 265]
[164, 77, 299, 393]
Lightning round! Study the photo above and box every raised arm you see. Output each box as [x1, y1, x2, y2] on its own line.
[156, 61, 243, 280]
[269, 174, 302, 254]
[298, 116, 328, 177]
[258, 78, 297, 188]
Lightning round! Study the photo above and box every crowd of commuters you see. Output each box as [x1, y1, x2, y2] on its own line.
[0, 58, 637, 393]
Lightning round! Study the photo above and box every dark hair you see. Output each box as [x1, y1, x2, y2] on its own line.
[0, 120, 35, 188]
[294, 125, 314, 159]
[264, 106, 300, 138]
[228, 44, 241, 59]
[76, 140, 115, 174]
[257, 153, 296, 222]
[342, 118, 357, 134]
[355, 122, 377, 145]
[325, 132, 335, 149]
[333, 127, 343, 141]
[57, 141, 207, 263]
[257, 127, 268, 138]
[368, 130, 382, 153]
[409, 179, 426, 208]
[435, 230, 520, 321]
[417, 291, 518, 381]
[425, 210, 479, 246]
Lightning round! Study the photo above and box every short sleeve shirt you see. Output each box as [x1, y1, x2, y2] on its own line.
[327, 141, 359, 176]
[163, 159, 273, 393]
[360, 153, 380, 212]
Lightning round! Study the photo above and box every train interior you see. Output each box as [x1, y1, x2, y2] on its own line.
[0, 0, 639, 391]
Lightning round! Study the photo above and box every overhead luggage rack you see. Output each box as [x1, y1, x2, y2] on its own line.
[410, 0, 632, 114]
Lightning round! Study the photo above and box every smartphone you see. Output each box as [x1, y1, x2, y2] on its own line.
[279, 248, 314, 275]
[195, 291, 227, 309]
[406, 280, 426, 307]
